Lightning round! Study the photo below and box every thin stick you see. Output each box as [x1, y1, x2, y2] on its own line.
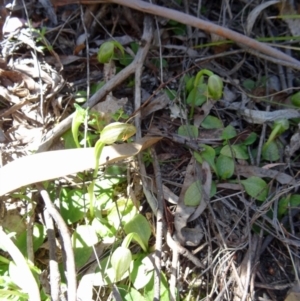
[97, 0, 300, 68]
[37, 184, 77, 301]
[44, 209, 60, 301]
[151, 148, 164, 301]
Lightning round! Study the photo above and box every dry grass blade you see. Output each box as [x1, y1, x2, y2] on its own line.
[0, 137, 161, 196]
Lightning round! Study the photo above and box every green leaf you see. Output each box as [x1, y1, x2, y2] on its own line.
[221, 144, 249, 159]
[92, 217, 114, 238]
[105, 164, 127, 177]
[242, 79, 255, 90]
[130, 42, 139, 54]
[60, 189, 89, 224]
[119, 53, 134, 66]
[291, 91, 300, 107]
[243, 132, 257, 145]
[266, 119, 289, 145]
[216, 155, 234, 180]
[262, 141, 280, 161]
[91, 81, 105, 94]
[14, 224, 45, 257]
[112, 41, 125, 56]
[185, 75, 195, 92]
[118, 285, 146, 301]
[193, 151, 203, 164]
[164, 89, 177, 100]
[111, 246, 132, 281]
[221, 125, 237, 140]
[123, 232, 148, 253]
[124, 214, 151, 251]
[72, 225, 98, 269]
[144, 271, 170, 301]
[107, 198, 136, 230]
[62, 129, 78, 149]
[178, 125, 198, 138]
[73, 225, 98, 247]
[201, 115, 223, 129]
[278, 194, 300, 217]
[184, 180, 202, 206]
[75, 90, 87, 103]
[130, 254, 154, 290]
[195, 145, 217, 173]
[186, 86, 207, 107]
[241, 176, 268, 201]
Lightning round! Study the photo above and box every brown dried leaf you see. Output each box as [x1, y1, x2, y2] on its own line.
[141, 93, 170, 119]
[235, 165, 295, 185]
[246, 1, 280, 36]
[174, 158, 206, 246]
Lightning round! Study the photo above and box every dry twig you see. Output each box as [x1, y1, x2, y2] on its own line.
[37, 184, 76, 301]
[151, 147, 164, 301]
[57, 0, 300, 68]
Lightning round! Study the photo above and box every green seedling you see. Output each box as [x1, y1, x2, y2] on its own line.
[262, 119, 289, 161]
[187, 69, 223, 118]
[278, 194, 300, 218]
[111, 214, 152, 281]
[97, 41, 125, 64]
[72, 104, 88, 148]
[89, 122, 136, 218]
[265, 119, 289, 146]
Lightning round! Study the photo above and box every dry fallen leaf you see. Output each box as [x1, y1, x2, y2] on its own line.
[284, 282, 300, 301]
[174, 158, 210, 246]
[235, 164, 296, 185]
[0, 136, 161, 196]
[246, 1, 280, 36]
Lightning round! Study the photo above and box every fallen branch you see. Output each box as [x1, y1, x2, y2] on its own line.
[57, 0, 300, 69]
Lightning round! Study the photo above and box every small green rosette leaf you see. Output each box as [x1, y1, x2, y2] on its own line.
[184, 180, 202, 206]
[241, 176, 268, 201]
[216, 155, 234, 180]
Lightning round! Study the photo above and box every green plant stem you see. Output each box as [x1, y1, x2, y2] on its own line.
[189, 69, 213, 119]
[89, 141, 105, 219]
[194, 69, 213, 88]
